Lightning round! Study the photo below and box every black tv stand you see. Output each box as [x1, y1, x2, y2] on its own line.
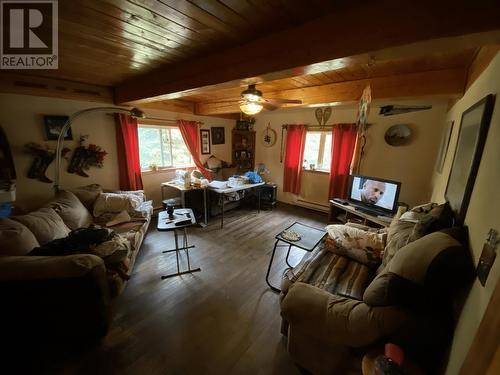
[328, 200, 393, 228]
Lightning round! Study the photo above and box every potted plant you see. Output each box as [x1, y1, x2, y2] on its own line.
[149, 163, 158, 172]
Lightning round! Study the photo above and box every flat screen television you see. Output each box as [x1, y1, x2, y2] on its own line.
[347, 174, 401, 215]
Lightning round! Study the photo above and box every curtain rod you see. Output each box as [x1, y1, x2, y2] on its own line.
[106, 113, 204, 125]
[281, 123, 371, 129]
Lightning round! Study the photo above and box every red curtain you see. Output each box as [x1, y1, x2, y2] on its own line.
[177, 120, 212, 180]
[115, 113, 144, 190]
[283, 125, 307, 195]
[328, 124, 357, 199]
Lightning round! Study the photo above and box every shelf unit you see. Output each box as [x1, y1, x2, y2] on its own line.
[232, 129, 255, 173]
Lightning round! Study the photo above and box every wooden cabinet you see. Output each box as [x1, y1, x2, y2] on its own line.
[232, 129, 255, 173]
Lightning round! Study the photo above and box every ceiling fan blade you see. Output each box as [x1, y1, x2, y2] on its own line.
[266, 98, 302, 105]
[262, 101, 279, 111]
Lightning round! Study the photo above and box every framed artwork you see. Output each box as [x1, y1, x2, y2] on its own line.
[435, 120, 454, 173]
[211, 127, 225, 144]
[44, 115, 72, 140]
[445, 94, 495, 224]
[200, 129, 211, 155]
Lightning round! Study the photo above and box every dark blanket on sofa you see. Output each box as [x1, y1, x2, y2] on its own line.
[30, 225, 114, 256]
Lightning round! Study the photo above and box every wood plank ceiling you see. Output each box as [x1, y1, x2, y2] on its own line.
[4, 1, 500, 115]
[23, 0, 334, 86]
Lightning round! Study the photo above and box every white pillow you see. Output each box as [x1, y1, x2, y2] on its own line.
[93, 192, 144, 217]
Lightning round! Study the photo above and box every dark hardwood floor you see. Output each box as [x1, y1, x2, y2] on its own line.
[49, 203, 327, 375]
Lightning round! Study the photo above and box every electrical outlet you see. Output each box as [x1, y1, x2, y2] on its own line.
[477, 229, 499, 287]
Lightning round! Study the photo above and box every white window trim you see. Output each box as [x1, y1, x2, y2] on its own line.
[138, 124, 195, 171]
[305, 131, 331, 172]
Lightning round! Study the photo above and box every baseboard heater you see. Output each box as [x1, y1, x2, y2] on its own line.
[296, 199, 329, 212]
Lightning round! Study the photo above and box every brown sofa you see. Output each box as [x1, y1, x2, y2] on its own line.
[280, 204, 473, 374]
[0, 185, 151, 343]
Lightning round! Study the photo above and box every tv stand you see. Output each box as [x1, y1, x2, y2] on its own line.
[328, 200, 393, 228]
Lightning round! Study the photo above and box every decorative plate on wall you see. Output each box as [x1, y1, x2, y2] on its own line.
[261, 123, 277, 147]
[384, 124, 412, 146]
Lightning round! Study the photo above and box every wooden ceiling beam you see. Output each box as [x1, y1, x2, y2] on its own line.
[194, 68, 467, 115]
[115, 1, 500, 104]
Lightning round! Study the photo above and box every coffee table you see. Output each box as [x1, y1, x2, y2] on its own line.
[157, 208, 201, 279]
[265, 222, 327, 292]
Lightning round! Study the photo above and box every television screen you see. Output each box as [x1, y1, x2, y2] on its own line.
[348, 175, 401, 213]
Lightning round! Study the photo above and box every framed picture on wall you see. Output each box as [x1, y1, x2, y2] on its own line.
[435, 120, 454, 173]
[445, 94, 495, 224]
[44, 115, 72, 140]
[211, 127, 225, 145]
[200, 129, 211, 155]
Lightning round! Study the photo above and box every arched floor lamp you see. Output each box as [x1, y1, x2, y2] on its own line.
[53, 106, 145, 192]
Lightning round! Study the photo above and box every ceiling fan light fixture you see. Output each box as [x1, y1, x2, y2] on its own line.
[240, 101, 263, 115]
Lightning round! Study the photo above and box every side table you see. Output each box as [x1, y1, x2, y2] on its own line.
[265, 222, 326, 292]
[157, 208, 201, 279]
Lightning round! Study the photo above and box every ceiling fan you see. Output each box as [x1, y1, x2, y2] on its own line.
[223, 84, 302, 115]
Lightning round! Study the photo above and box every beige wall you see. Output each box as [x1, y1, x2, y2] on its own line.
[0, 94, 120, 211]
[0, 94, 233, 211]
[431, 52, 500, 375]
[138, 108, 234, 207]
[254, 99, 448, 211]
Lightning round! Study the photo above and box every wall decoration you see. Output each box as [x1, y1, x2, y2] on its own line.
[314, 107, 332, 127]
[25, 143, 70, 183]
[200, 129, 210, 155]
[356, 85, 371, 132]
[44, 115, 72, 141]
[435, 121, 454, 173]
[379, 104, 432, 116]
[384, 124, 412, 146]
[261, 122, 277, 147]
[211, 127, 225, 144]
[445, 94, 495, 224]
[68, 136, 107, 177]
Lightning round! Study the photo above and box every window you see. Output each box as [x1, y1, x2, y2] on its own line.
[138, 125, 193, 170]
[303, 131, 332, 171]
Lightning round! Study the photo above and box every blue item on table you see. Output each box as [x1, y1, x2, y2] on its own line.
[0, 203, 12, 217]
[244, 171, 262, 184]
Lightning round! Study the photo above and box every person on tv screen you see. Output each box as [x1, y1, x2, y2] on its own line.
[360, 179, 386, 205]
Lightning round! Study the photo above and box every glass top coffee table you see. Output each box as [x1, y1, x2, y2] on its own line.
[265, 222, 327, 292]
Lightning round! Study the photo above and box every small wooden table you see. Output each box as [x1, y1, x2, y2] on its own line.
[209, 182, 265, 229]
[157, 208, 201, 279]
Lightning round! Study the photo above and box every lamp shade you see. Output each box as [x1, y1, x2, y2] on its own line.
[240, 101, 263, 115]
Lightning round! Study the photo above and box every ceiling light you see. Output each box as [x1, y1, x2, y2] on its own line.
[240, 101, 263, 115]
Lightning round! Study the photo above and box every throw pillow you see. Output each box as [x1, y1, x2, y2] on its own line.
[93, 192, 144, 217]
[325, 224, 384, 268]
[0, 218, 40, 256]
[69, 184, 103, 211]
[44, 190, 93, 230]
[381, 202, 448, 268]
[12, 207, 71, 245]
[363, 231, 468, 307]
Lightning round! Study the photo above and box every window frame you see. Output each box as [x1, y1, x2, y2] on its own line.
[304, 130, 332, 172]
[137, 123, 194, 172]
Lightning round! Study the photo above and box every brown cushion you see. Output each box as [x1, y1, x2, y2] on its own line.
[69, 184, 103, 211]
[45, 190, 93, 230]
[13, 207, 71, 245]
[363, 231, 467, 307]
[0, 218, 40, 256]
